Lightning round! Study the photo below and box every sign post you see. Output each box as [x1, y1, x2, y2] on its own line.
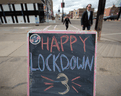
[61, 0, 65, 22]
[27, 30, 97, 96]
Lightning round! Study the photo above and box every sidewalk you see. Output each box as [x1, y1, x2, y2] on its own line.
[96, 37, 121, 96]
[0, 22, 121, 96]
[0, 30, 120, 57]
[0, 20, 57, 27]
[98, 37, 121, 58]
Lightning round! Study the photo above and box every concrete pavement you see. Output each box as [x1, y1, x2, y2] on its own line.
[0, 20, 121, 96]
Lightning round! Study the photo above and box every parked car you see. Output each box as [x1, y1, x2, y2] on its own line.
[103, 15, 118, 21]
[93, 15, 118, 21]
[93, 17, 97, 19]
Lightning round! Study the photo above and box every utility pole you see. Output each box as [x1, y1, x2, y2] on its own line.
[117, 2, 121, 20]
[61, 0, 64, 22]
[95, 0, 106, 41]
[58, 8, 60, 19]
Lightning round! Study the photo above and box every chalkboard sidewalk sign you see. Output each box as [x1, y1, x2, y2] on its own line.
[27, 30, 97, 96]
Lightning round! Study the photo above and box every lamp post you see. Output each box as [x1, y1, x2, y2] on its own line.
[61, 0, 64, 22]
[58, 9, 60, 19]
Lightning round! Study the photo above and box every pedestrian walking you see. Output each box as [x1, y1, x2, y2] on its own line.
[81, 4, 93, 30]
[63, 16, 71, 30]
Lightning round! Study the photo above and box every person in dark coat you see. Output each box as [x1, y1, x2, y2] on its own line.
[63, 16, 71, 30]
[81, 4, 93, 30]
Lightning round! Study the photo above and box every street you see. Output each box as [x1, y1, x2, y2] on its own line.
[0, 19, 121, 96]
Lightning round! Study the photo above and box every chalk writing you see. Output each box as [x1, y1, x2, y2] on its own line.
[41, 35, 89, 52]
[71, 76, 80, 81]
[29, 33, 96, 96]
[42, 73, 81, 94]
[57, 73, 70, 95]
[30, 53, 94, 72]
[72, 85, 79, 93]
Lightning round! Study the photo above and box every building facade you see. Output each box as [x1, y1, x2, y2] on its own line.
[73, 9, 79, 19]
[94, 11, 97, 17]
[45, 0, 53, 20]
[69, 11, 73, 19]
[110, 5, 119, 16]
[104, 8, 111, 16]
[0, 0, 53, 24]
[104, 5, 120, 16]
[71, 8, 94, 19]
[77, 8, 86, 19]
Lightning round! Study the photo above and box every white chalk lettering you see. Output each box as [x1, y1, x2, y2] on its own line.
[30, 53, 94, 72]
[45, 54, 52, 71]
[30, 52, 38, 71]
[53, 53, 61, 72]
[60, 54, 69, 71]
[38, 54, 45, 72]
[77, 56, 85, 70]
[84, 56, 94, 71]
[70, 56, 76, 70]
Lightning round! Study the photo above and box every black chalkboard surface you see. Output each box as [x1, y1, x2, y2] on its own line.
[27, 30, 97, 96]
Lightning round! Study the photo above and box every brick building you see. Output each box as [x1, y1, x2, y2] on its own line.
[94, 11, 97, 17]
[69, 11, 73, 19]
[72, 8, 94, 19]
[73, 9, 78, 19]
[104, 8, 111, 16]
[77, 8, 86, 19]
[104, 5, 120, 16]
